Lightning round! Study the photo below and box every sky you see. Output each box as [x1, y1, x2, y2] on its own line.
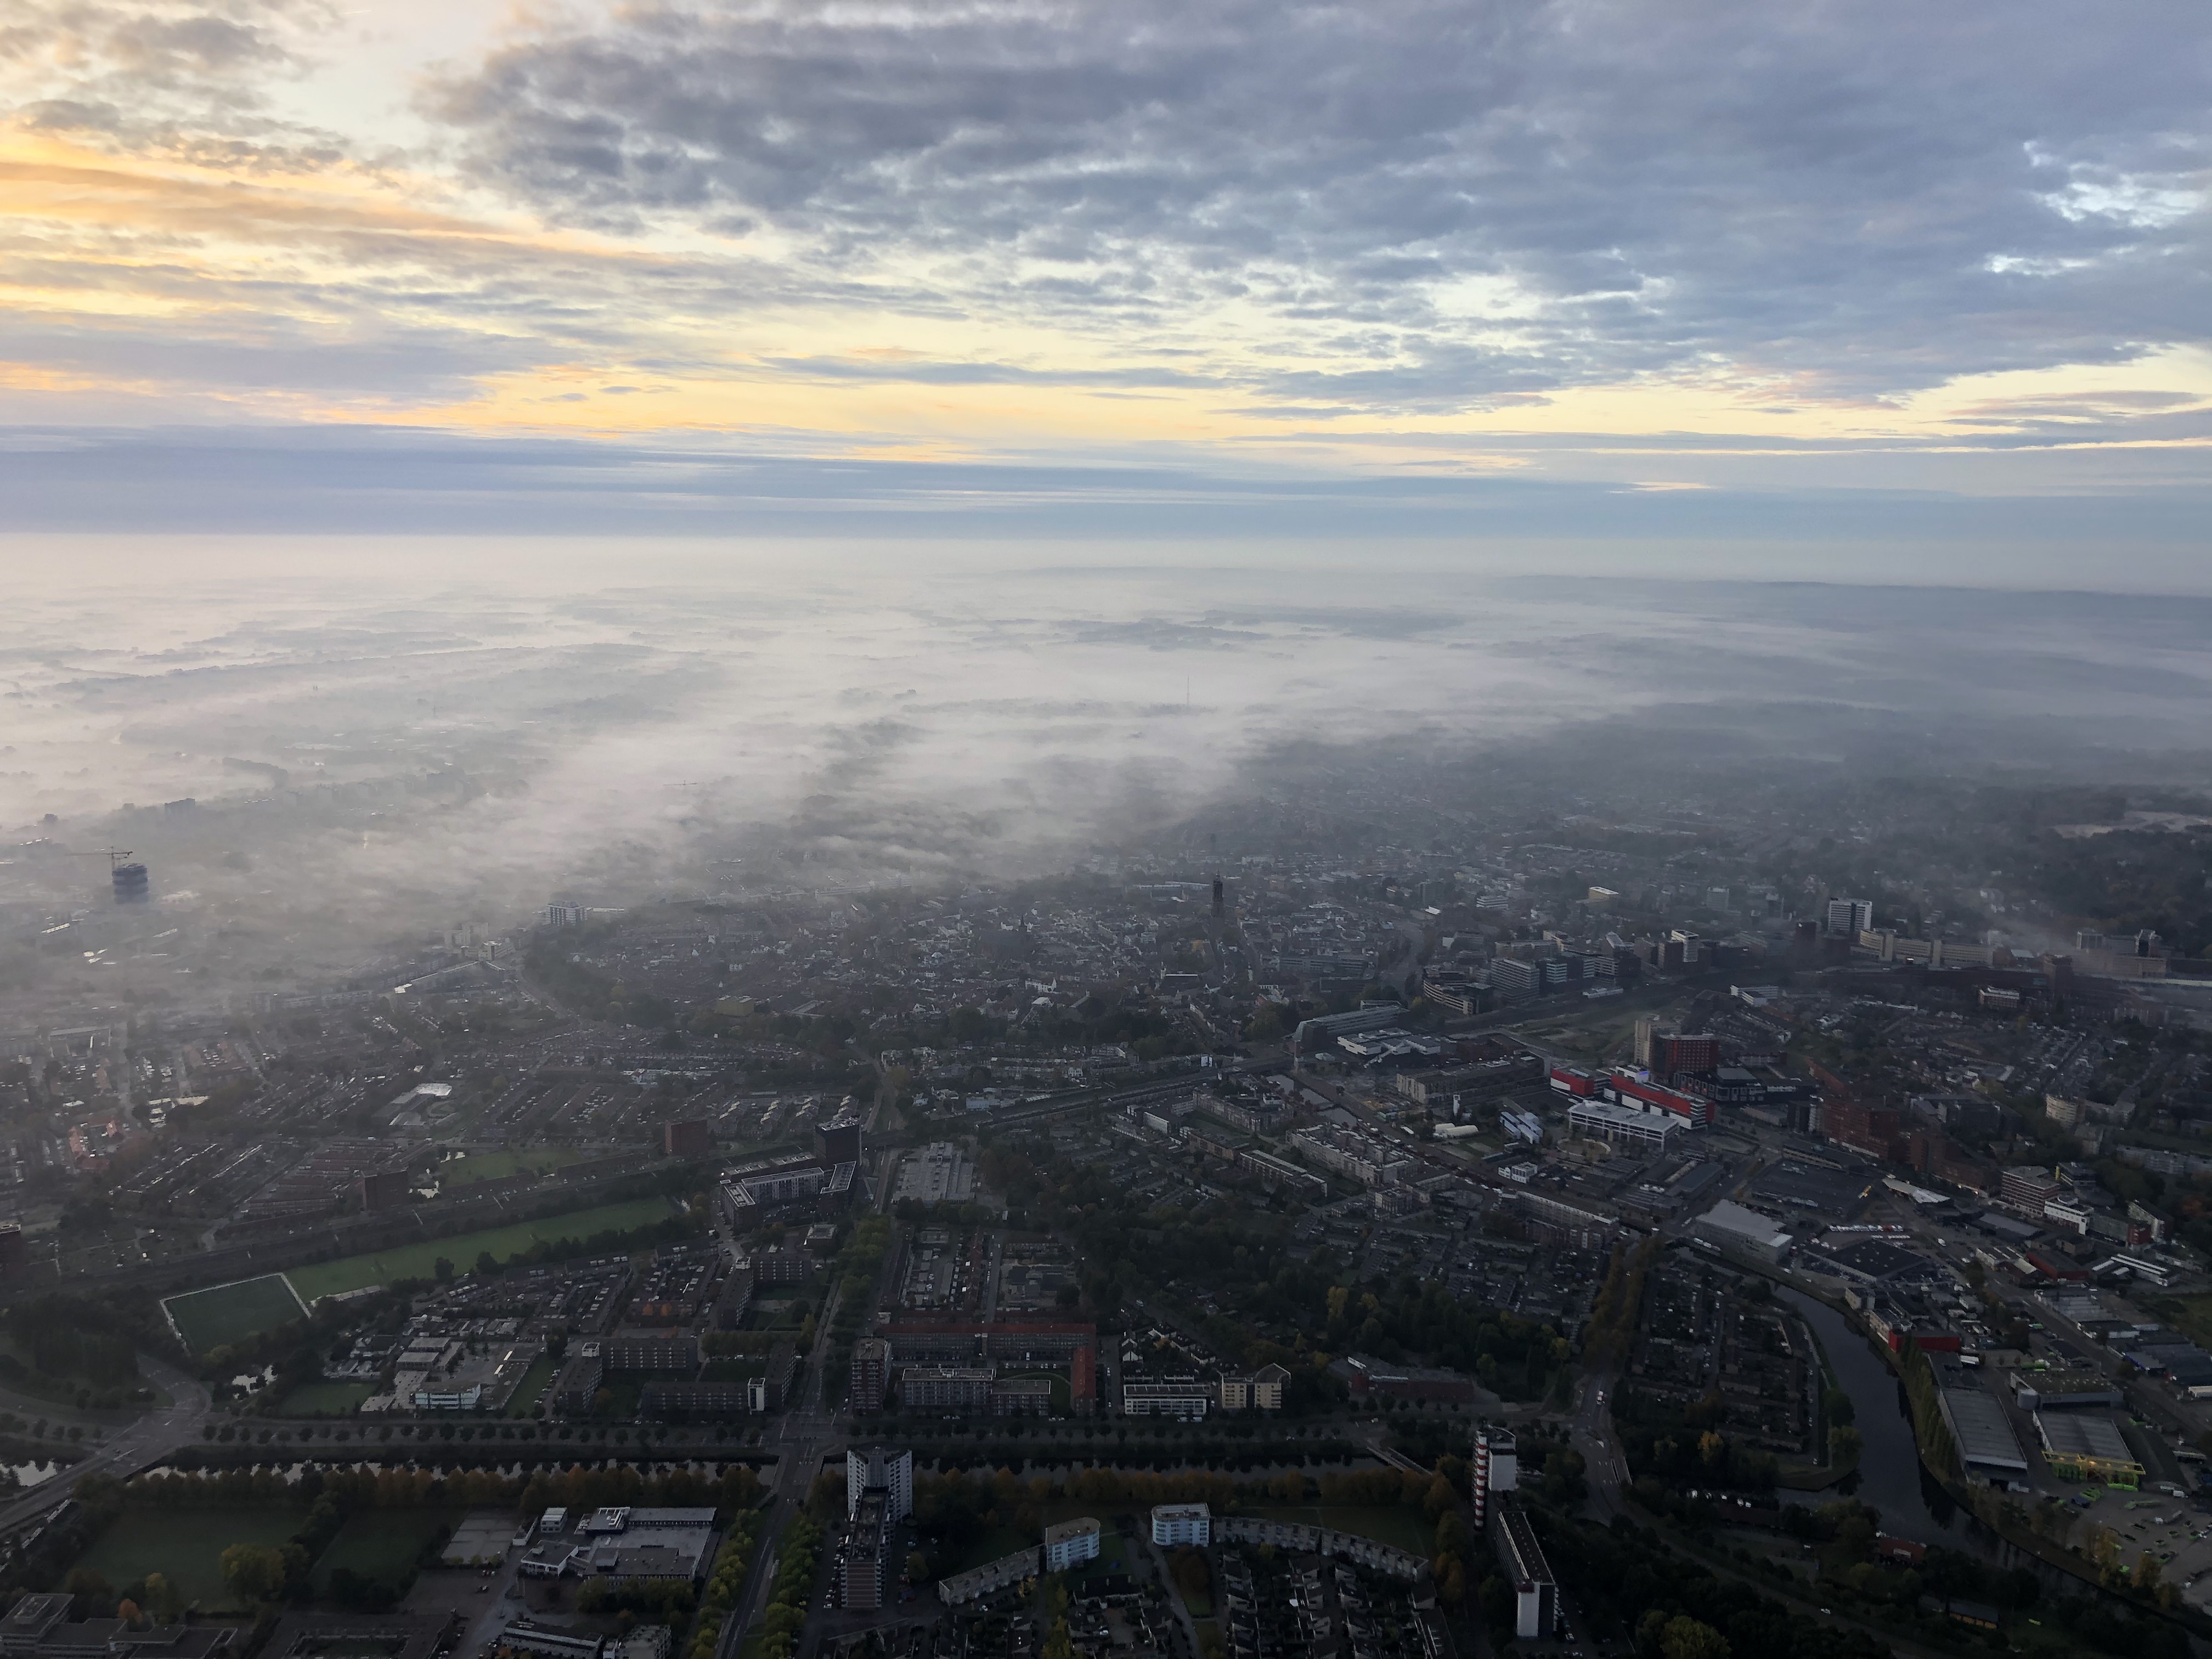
[1, 0, 2207, 565]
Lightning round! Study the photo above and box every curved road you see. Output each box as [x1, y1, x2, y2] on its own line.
[0, 1354, 213, 1533]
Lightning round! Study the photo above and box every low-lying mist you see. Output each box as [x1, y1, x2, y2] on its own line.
[4, 542, 2210, 951]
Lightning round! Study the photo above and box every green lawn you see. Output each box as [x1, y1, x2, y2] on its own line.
[276, 1380, 376, 1418]
[1244, 1504, 1434, 1555]
[1069, 1528, 1128, 1584]
[314, 1509, 462, 1590]
[505, 1355, 558, 1417]
[998, 1370, 1074, 1412]
[163, 1275, 307, 1355]
[76, 1507, 303, 1607]
[287, 1198, 684, 1299]
[2151, 1296, 2212, 1353]
[436, 1149, 588, 1187]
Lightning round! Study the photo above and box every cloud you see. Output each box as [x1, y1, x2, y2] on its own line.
[428, 0, 2211, 407]
[0, 426, 2205, 561]
[1, 0, 346, 157]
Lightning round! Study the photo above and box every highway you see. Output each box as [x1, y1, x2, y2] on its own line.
[0, 1354, 212, 1534]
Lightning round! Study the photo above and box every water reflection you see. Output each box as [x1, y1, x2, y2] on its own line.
[1778, 1288, 1957, 1543]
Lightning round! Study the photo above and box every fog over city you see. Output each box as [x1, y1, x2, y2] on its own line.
[5, 0, 2212, 1650]
[9, 551, 2210, 960]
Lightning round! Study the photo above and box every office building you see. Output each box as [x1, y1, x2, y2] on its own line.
[663, 1120, 712, 1157]
[817, 1110, 865, 1167]
[1826, 897, 1874, 938]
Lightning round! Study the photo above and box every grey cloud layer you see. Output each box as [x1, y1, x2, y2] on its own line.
[4, 428, 2207, 565]
[2, 0, 346, 158]
[432, 0, 2212, 404]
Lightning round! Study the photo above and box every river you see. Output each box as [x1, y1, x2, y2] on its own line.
[1778, 1288, 1965, 1545]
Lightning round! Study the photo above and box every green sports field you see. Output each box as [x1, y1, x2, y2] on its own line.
[436, 1148, 588, 1187]
[163, 1274, 307, 1355]
[287, 1197, 685, 1300]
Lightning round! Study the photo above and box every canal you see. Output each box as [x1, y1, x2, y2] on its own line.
[1779, 1286, 1965, 1544]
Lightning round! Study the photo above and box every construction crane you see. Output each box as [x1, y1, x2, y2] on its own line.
[60, 847, 134, 868]
[63, 847, 148, 903]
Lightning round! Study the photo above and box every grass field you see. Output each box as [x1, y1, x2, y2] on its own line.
[2152, 1295, 2212, 1352]
[163, 1274, 307, 1355]
[77, 1507, 303, 1607]
[277, 1380, 377, 1417]
[1069, 1529, 1129, 1583]
[1245, 1504, 1434, 1554]
[436, 1149, 588, 1187]
[287, 1197, 684, 1300]
[314, 1509, 462, 1590]
[999, 1370, 1074, 1412]
[505, 1355, 558, 1418]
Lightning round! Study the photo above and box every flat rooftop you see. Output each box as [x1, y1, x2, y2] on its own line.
[1939, 1386, 2029, 1472]
[2035, 1410, 2138, 1466]
[1747, 1160, 1873, 1217]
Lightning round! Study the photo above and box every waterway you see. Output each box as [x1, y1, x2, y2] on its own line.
[1770, 1286, 2196, 1615]
[1778, 1288, 1965, 1545]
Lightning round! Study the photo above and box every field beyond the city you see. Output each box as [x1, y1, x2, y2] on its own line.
[287, 1196, 685, 1300]
[163, 1274, 307, 1356]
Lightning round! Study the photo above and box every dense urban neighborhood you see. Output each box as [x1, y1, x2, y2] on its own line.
[5, 732, 2212, 1659]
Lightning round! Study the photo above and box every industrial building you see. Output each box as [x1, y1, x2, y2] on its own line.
[515, 1508, 717, 1582]
[1937, 1387, 2030, 1486]
[2034, 1412, 2143, 1487]
[1689, 1200, 1793, 1265]
[1568, 1097, 1681, 1150]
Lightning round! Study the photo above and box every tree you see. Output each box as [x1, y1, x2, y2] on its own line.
[143, 1573, 179, 1624]
[433, 1257, 454, 1282]
[1170, 1547, 1210, 1605]
[1660, 1616, 1731, 1659]
[906, 1551, 928, 1583]
[1423, 1472, 1457, 1520]
[475, 1250, 500, 1277]
[221, 1542, 289, 1606]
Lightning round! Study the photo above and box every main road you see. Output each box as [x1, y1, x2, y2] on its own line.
[0, 1354, 213, 1534]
